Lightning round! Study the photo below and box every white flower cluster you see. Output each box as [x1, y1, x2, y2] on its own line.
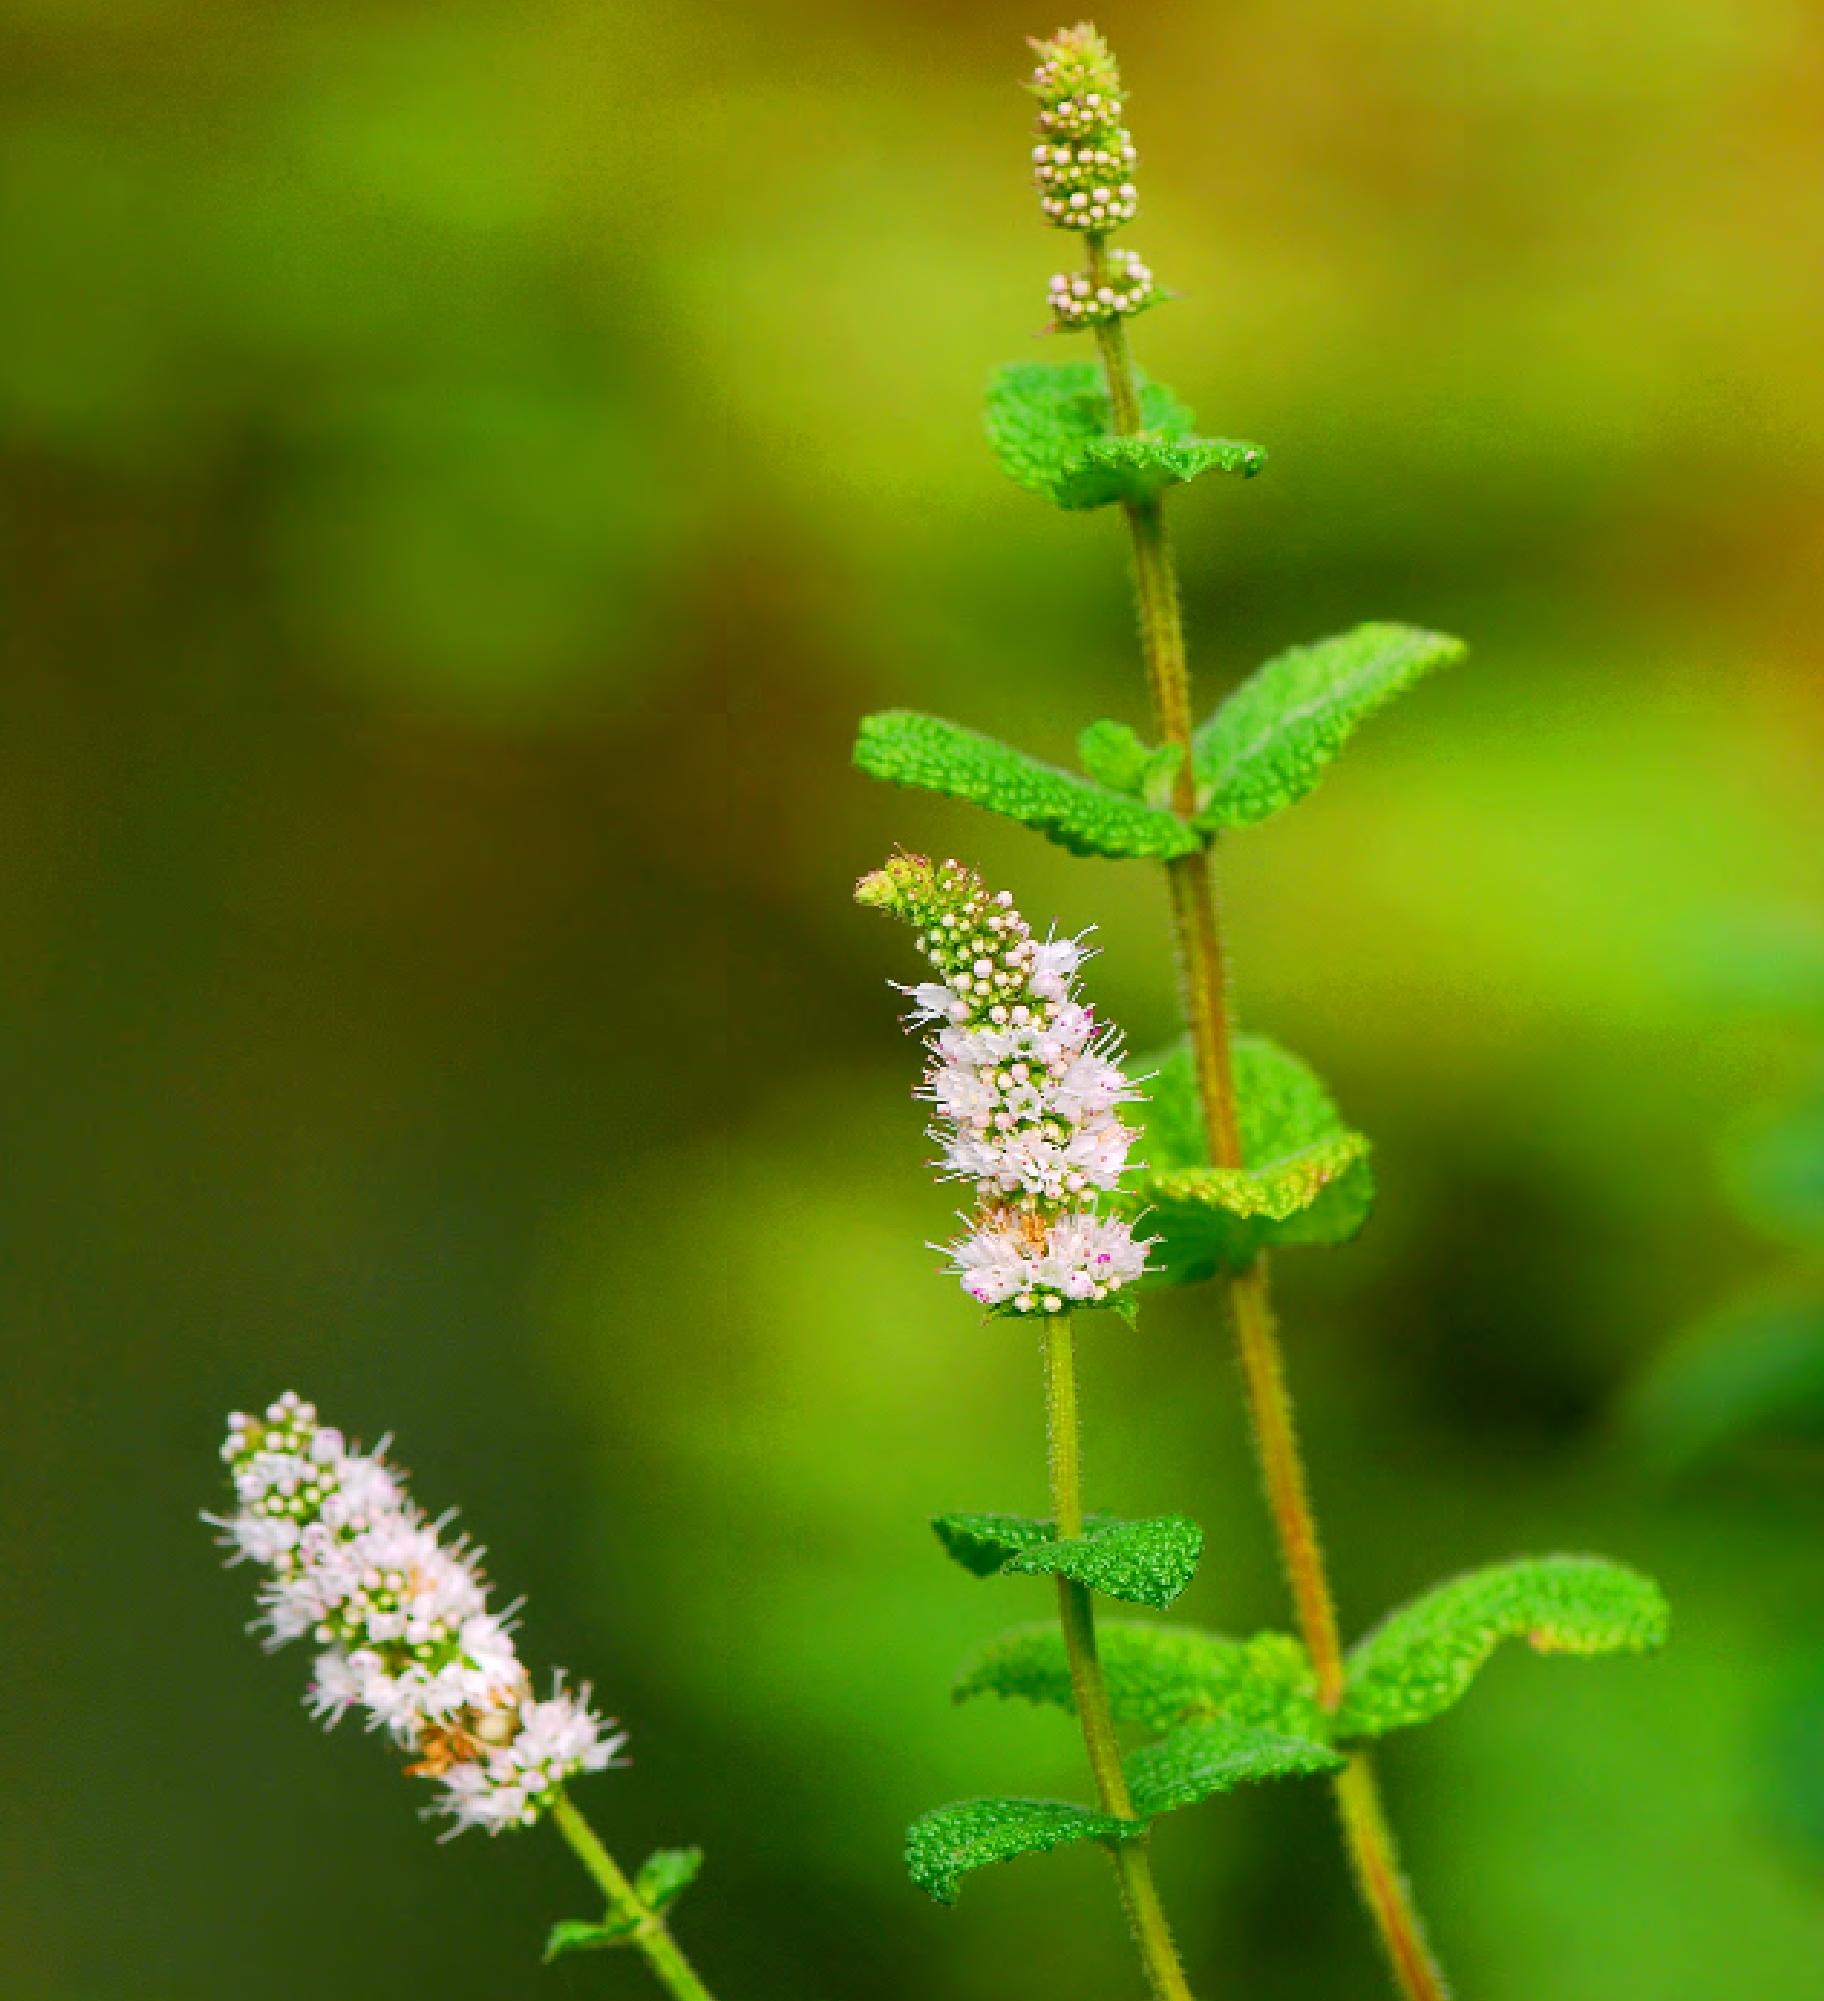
[857, 855, 1153, 1317]
[1028, 26, 1140, 232]
[211, 1392, 623, 1836]
[1048, 248, 1156, 329]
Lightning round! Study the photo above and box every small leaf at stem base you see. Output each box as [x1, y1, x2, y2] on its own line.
[543, 1914, 640, 1961]
[635, 1846, 703, 1913]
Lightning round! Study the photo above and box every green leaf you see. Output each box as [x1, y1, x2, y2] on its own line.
[543, 1915, 639, 1962]
[953, 1620, 1326, 1738]
[986, 361, 1265, 512]
[932, 1512, 1201, 1609]
[905, 1797, 1140, 1904]
[1124, 1718, 1345, 1817]
[1627, 1284, 1824, 1471]
[1077, 720, 1185, 809]
[1125, 1036, 1375, 1282]
[1078, 718, 1151, 795]
[932, 1511, 1067, 1578]
[1337, 1556, 1671, 1742]
[1003, 1516, 1203, 1611]
[1192, 623, 1465, 829]
[853, 711, 1199, 861]
[634, 1847, 703, 1913]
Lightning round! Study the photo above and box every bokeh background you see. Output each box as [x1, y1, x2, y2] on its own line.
[5, 1, 1823, 1996]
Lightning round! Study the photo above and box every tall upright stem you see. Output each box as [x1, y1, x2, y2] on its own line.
[1042, 1312, 1198, 2001]
[1086, 237, 1451, 2001]
[550, 1793, 719, 2001]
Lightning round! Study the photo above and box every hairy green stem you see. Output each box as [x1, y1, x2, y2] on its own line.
[550, 1794, 718, 2001]
[1085, 234, 1451, 2001]
[1333, 1753, 1449, 2001]
[1043, 1312, 1198, 2001]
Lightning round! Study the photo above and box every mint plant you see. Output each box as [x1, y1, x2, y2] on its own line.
[209, 1394, 720, 1999]
[853, 26, 1670, 1997]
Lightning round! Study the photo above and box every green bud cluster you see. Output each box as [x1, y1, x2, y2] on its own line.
[1028, 25, 1139, 233]
[854, 850, 970, 926]
[855, 854, 1041, 1030]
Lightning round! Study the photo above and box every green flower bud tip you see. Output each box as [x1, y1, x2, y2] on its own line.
[855, 852, 983, 932]
[1048, 247, 1156, 329]
[1027, 23, 1124, 123]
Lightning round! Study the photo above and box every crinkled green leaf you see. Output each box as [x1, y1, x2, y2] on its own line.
[1003, 1515, 1203, 1611]
[1627, 1284, 1824, 1471]
[1125, 1036, 1375, 1282]
[634, 1847, 703, 1913]
[953, 1620, 1326, 1738]
[1145, 1134, 1371, 1224]
[1721, 1089, 1824, 1251]
[1124, 1718, 1345, 1818]
[987, 361, 1265, 512]
[1192, 623, 1465, 829]
[543, 1915, 639, 1962]
[905, 1797, 1140, 1905]
[853, 711, 1199, 861]
[1064, 433, 1265, 509]
[1337, 1556, 1670, 1742]
[932, 1512, 1201, 1608]
[932, 1511, 1070, 1578]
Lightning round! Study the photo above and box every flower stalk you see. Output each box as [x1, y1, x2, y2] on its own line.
[551, 1794, 719, 2001]
[1043, 1311, 1197, 2001]
[858, 853, 1193, 1997]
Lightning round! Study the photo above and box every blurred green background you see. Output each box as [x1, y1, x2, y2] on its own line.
[4, 1, 1823, 1995]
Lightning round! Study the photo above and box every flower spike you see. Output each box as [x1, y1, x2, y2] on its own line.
[1027, 23, 1139, 237]
[1026, 23, 1164, 336]
[210, 1392, 624, 1836]
[857, 854, 1153, 1315]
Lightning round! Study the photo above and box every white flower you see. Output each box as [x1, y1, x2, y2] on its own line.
[1029, 935, 1084, 1001]
[305, 1647, 365, 1724]
[211, 1392, 623, 1835]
